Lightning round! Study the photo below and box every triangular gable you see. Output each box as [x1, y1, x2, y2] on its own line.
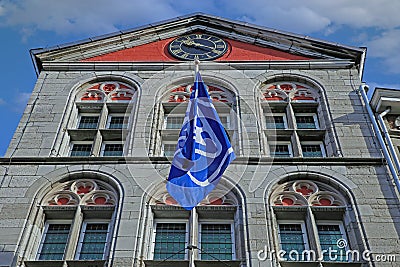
[83, 36, 310, 62]
[31, 13, 365, 72]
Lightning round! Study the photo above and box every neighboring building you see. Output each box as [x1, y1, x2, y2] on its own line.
[0, 13, 399, 267]
[369, 87, 400, 192]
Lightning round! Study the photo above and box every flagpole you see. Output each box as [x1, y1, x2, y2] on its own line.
[194, 59, 200, 76]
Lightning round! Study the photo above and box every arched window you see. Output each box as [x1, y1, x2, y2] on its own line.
[141, 182, 245, 267]
[153, 80, 237, 157]
[269, 179, 363, 265]
[260, 80, 331, 157]
[62, 80, 138, 157]
[23, 177, 119, 267]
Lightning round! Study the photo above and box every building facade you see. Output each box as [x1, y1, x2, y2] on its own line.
[0, 13, 399, 267]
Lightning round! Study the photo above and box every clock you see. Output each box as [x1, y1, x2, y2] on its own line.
[168, 33, 228, 61]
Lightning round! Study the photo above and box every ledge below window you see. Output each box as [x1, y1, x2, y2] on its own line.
[24, 260, 106, 267]
[24, 260, 64, 267]
[194, 260, 242, 267]
[144, 260, 189, 267]
[279, 261, 362, 267]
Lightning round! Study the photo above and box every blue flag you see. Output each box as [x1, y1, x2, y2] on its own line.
[166, 72, 236, 210]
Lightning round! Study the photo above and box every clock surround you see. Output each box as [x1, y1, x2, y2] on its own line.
[168, 33, 228, 61]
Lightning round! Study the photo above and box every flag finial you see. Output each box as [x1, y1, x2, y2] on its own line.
[194, 59, 200, 74]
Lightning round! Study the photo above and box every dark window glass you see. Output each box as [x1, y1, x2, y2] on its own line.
[78, 116, 99, 129]
[71, 144, 92, 157]
[270, 144, 291, 157]
[109, 116, 129, 129]
[38, 224, 71, 260]
[296, 115, 316, 129]
[266, 116, 285, 129]
[200, 224, 233, 260]
[78, 223, 109, 260]
[153, 223, 187, 260]
[103, 144, 123, 156]
[302, 144, 323, 157]
[317, 224, 346, 261]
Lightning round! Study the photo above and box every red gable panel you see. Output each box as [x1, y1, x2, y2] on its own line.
[83, 36, 311, 62]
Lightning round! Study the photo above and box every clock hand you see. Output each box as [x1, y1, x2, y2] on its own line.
[182, 39, 215, 50]
[191, 41, 214, 50]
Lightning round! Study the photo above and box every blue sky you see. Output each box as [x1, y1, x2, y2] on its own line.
[1, 0, 400, 156]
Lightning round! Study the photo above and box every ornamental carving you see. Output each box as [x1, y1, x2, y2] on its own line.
[80, 82, 136, 102]
[43, 179, 117, 207]
[153, 190, 236, 206]
[271, 180, 345, 207]
[167, 84, 233, 103]
[261, 82, 318, 102]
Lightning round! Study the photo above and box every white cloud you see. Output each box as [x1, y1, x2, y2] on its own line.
[0, 0, 180, 36]
[226, 0, 400, 33]
[366, 29, 400, 73]
[0, 98, 5, 105]
[1, 0, 400, 36]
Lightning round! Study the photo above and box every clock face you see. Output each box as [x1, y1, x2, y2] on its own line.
[168, 33, 228, 61]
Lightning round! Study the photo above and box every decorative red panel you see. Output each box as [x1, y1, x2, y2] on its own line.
[83, 35, 311, 62]
[296, 186, 314, 196]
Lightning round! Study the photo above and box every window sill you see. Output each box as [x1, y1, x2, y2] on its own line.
[24, 260, 106, 267]
[194, 260, 242, 267]
[279, 261, 362, 267]
[144, 260, 189, 267]
[66, 260, 106, 267]
[25, 260, 64, 267]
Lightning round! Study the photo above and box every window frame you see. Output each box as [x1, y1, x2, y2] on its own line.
[162, 141, 177, 157]
[295, 113, 319, 130]
[269, 141, 293, 158]
[69, 141, 93, 157]
[316, 220, 348, 262]
[36, 220, 72, 261]
[163, 114, 185, 130]
[198, 220, 236, 261]
[106, 113, 130, 129]
[100, 141, 124, 157]
[77, 113, 100, 129]
[151, 219, 190, 260]
[301, 141, 326, 157]
[277, 220, 310, 261]
[265, 113, 288, 129]
[74, 220, 112, 260]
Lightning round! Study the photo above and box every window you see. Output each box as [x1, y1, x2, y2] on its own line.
[107, 115, 129, 129]
[37, 223, 71, 260]
[266, 114, 287, 129]
[101, 143, 124, 156]
[70, 143, 92, 157]
[78, 115, 99, 129]
[278, 222, 309, 261]
[295, 113, 318, 129]
[261, 81, 328, 158]
[165, 116, 184, 129]
[31, 179, 118, 265]
[317, 223, 347, 261]
[76, 222, 111, 260]
[153, 222, 187, 260]
[301, 142, 325, 157]
[155, 82, 236, 157]
[148, 189, 242, 264]
[62, 81, 137, 157]
[199, 223, 234, 260]
[163, 143, 177, 157]
[271, 180, 359, 265]
[269, 142, 292, 157]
